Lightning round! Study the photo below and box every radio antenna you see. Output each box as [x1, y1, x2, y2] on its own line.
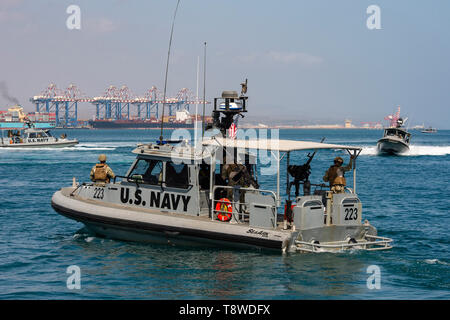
[201, 41, 207, 137]
[159, 0, 181, 143]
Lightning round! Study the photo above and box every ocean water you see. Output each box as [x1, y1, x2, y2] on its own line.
[0, 128, 449, 300]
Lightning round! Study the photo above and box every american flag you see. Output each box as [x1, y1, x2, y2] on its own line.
[228, 123, 237, 139]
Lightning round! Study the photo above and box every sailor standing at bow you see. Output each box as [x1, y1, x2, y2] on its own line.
[90, 154, 115, 185]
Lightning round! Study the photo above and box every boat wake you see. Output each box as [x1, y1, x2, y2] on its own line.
[361, 145, 450, 156]
[73, 142, 138, 150]
[424, 259, 449, 266]
[0, 142, 137, 152]
[71, 145, 116, 151]
[0, 145, 115, 151]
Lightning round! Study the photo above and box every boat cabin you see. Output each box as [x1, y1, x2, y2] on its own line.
[1, 127, 54, 145]
[382, 127, 411, 144]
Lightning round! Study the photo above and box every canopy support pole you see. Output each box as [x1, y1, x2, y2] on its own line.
[209, 149, 216, 220]
[286, 151, 290, 200]
[353, 151, 356, 194]
[270, 150, 281, 206]
[346, 149, 361, 194]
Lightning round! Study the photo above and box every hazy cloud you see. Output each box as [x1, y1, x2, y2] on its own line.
[0, 0, 23, 9]
[265, 51, 323, 65]
[0, 0, 24, 23]
[86, 17, 117, 33]
[235, 51, 323, 66]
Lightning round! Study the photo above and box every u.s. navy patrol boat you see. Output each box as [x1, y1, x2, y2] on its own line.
[51, 84, 393, 253]
[0, 120, 78, 148]
[377, 117, 411, 155]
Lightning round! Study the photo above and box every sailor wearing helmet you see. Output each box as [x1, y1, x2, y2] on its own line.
[90, 154, 115, 185]
[323, 155, 354, 193]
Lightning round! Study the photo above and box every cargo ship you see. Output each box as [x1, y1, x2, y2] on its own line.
[0, 105, 56, 128]
[89, 119, 195, 129]
[89, 110, 212, 129]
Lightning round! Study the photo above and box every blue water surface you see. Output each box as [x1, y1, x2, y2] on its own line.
[0, 128, 449, 299]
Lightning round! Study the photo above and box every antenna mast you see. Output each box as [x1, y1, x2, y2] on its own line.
[159, 0, 181, 143]
[195, 56, 200, 147]
[202, 41, 207, 137]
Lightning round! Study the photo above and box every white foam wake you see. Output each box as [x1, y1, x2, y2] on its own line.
[68, 141, 138, 150]
[0, 146, 115, 151]
[77, 142, 136, 148]
[424, 259, 449, 266]
[361, 145, 450, 156]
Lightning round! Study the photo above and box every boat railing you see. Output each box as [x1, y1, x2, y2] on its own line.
[211, 185, 277, 225]
[294, 234, 393, 252]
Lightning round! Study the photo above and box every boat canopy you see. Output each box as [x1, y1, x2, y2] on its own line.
[202, 137, 362, 152]
[203, 137, 362, 203]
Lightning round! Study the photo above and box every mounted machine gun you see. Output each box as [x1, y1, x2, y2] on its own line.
[286, 137, 325, 198]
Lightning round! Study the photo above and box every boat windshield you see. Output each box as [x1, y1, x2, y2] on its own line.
[27, 131, 48, 139]
[6, 130, 21, 137]
[165, 161, 189, 188]
[385, 128, 405, 138]
[127, 158, 189, 188]
[128, 159, 163, 185]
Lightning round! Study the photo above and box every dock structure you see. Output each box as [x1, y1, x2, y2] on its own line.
[30, 84, 90, 127]
[132, 86, 160, 120]
[30, 84, 209, 127]
[92, 85, 135, 121]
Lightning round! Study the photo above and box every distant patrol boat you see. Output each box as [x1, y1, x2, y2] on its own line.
[0, 120, 78, 148]
[51, 85, 393, 253]
[377, 112, 411, 155]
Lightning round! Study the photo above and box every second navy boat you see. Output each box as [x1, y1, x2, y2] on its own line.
[377, 115, 411, 155]
[0, 120, 78, 148]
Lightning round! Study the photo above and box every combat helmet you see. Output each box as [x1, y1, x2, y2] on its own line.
[334, 156, 343, 164]
[98, 154, 107, 162]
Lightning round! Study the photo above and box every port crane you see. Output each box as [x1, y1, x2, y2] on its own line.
[29, 83, 209, 126]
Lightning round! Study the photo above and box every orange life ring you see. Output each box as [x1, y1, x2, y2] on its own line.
[215, 198, 232, 221]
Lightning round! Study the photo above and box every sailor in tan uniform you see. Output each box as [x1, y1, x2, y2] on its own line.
[90, 154, 115, 185]
[323, 156, 354, 193]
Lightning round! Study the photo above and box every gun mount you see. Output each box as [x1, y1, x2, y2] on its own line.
[286, 138, 325, 198]
[206, 80, 248, 136]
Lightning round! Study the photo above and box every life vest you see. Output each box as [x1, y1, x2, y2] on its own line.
[215, 198, 232, 221]
[333, 176, 346, 186]
[94, 163, 108, 182]
[327, 165, 346, 186]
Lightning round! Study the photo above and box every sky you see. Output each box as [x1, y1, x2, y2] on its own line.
[0, 0, 449, 128]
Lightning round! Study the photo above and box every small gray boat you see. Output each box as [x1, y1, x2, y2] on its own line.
[377, 118, 411, 155]
[421, 127, 437, 133]
[0, 121, 78, 148]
